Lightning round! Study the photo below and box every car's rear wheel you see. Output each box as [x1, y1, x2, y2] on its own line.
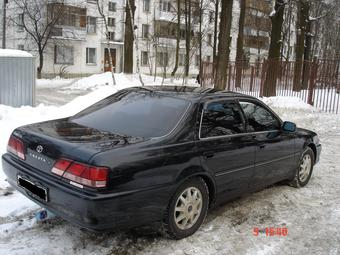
[163, 177, 209, 239]
[290, 147, 314, 188]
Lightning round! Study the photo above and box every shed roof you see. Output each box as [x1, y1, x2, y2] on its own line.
[0, 49, 33, 58]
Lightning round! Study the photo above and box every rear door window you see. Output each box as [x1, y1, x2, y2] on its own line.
[200, 100, 245, 138]
[239, 101, 280, 132]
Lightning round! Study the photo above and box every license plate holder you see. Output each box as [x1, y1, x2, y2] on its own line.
[17, 175, 48, 202]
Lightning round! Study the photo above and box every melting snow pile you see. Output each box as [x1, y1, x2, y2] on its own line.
[262, 96, 315, 110]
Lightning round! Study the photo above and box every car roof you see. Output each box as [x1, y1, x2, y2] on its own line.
[128, 86, 257, 102]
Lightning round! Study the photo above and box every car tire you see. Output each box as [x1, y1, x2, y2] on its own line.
[289, 147, 315, 188]
[163, 177, 209, 240]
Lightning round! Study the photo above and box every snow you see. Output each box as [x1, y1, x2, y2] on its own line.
[0, 73, 340, 254]
[36, 78, 76, 88]
[262, 96, 314, 110]
[0, 49, 32, 58]
[63, 72, 197, 92]
[269, 10, 276, 17]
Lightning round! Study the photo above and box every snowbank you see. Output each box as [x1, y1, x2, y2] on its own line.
[36, 78, 76, 88]
[64, 72, 198, 91]
[262, 96, 315, 110]
[0, 49, 32, 58]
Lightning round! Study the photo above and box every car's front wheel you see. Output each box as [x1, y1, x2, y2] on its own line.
[290, 147, 314, 188]
[163, 177, 209, 239]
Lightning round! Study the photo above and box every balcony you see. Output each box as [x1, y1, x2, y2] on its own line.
[48, 3, 87, 40]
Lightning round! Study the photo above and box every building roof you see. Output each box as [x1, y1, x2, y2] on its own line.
[0, 49, 33, 58]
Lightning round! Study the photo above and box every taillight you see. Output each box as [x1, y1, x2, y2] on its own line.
[52, 159, 108, 188]
[7, 136, 25, 160]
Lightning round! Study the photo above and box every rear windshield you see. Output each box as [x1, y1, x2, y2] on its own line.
[71, 90, 190, 138]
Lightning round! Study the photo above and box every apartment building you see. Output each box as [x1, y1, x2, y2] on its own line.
[3, 0, 125, 76]
[1, 0, 283, 77]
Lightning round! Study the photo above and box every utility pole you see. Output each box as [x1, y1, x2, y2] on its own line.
[2, 0, 7, 49]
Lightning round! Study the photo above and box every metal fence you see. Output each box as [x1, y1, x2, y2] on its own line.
[201, 59, 340, 114]
[0, 52, 36, 107]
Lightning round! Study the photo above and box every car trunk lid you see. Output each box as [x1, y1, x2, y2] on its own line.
[13, 118, 146, 175]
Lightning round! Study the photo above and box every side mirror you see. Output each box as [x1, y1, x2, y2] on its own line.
[282, 121, 296, 132]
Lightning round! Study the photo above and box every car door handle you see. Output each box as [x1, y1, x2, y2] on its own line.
[203, 153, 215, 159]
[258, 143, 266, 149]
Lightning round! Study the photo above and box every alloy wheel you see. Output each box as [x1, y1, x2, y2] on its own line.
[299, 154, 312, 182]
[174, 187, 203, 230]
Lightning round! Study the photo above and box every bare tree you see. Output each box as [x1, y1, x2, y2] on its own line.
[10, 0, 66, 78]
[212, 0, 219, 66]
[293, 0, 309, 91]
[215, 0, 233, 90]
[184, 0, 192, 83]
[263, 0, 286, 97]
[171, 0, 181, 81]
[127, 0, 144, 85]
[235, 0, 246, 88]
[96, 0, 116, 85]
[123, 0, 135, 74]
[281, 0, 295, 61]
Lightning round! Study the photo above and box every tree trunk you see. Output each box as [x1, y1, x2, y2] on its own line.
[213, 0, 219, 66]
[235, 0, 246, 88]
[302, 14, 312, 89]
[293, 0, 309, 91]
[184, 0, 191, 83]
[96, 0, 116, 85]
[171, 0, 181, 80]
[37, 48, 43, 79]
[286, 2, 293, 61]
[199, 0, 203, 84]
[124, 0, 135, 73]
[215, 0, 233, 90]
[263, 0, 285, 97]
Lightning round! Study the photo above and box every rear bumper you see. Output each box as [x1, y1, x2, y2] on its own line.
[2, 154, 174, 231]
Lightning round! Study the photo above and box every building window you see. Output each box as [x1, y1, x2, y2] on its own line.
[209, 11, 214, 23]
[51, 27, 62, 37]
[195, 55, 200, 66]
[179, 54, 185, 66]
[193, 16, 199, 24]
[141, 51, 148, 66]
[207, 34, 212, 45]
[109, 2, 116, 12]
[86, 48, 96, 64]
[143, 0, 150, 12]
[87, 16, 96, 33]
[159, 0, 171, 12]
[157, 52, 168, 66]
[17, 14, 24, 31]
[142, 24, 149, 38]
[107, 32, 115, 41]
[49, 4, 86, 28]
[108, 17, 115, 27]
[54, 45, 74, 65]
[17, 45, 24, 51]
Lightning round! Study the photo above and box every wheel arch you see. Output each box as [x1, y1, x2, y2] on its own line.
[307, 143, 317, 164]
[175, 167, 216, 206]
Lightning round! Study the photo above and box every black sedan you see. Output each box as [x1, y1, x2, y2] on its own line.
[2, 86, 321, 239]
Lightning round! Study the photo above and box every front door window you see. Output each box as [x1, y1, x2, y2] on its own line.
[240, 101, 280, 132]
[200, 101, 245, 138]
